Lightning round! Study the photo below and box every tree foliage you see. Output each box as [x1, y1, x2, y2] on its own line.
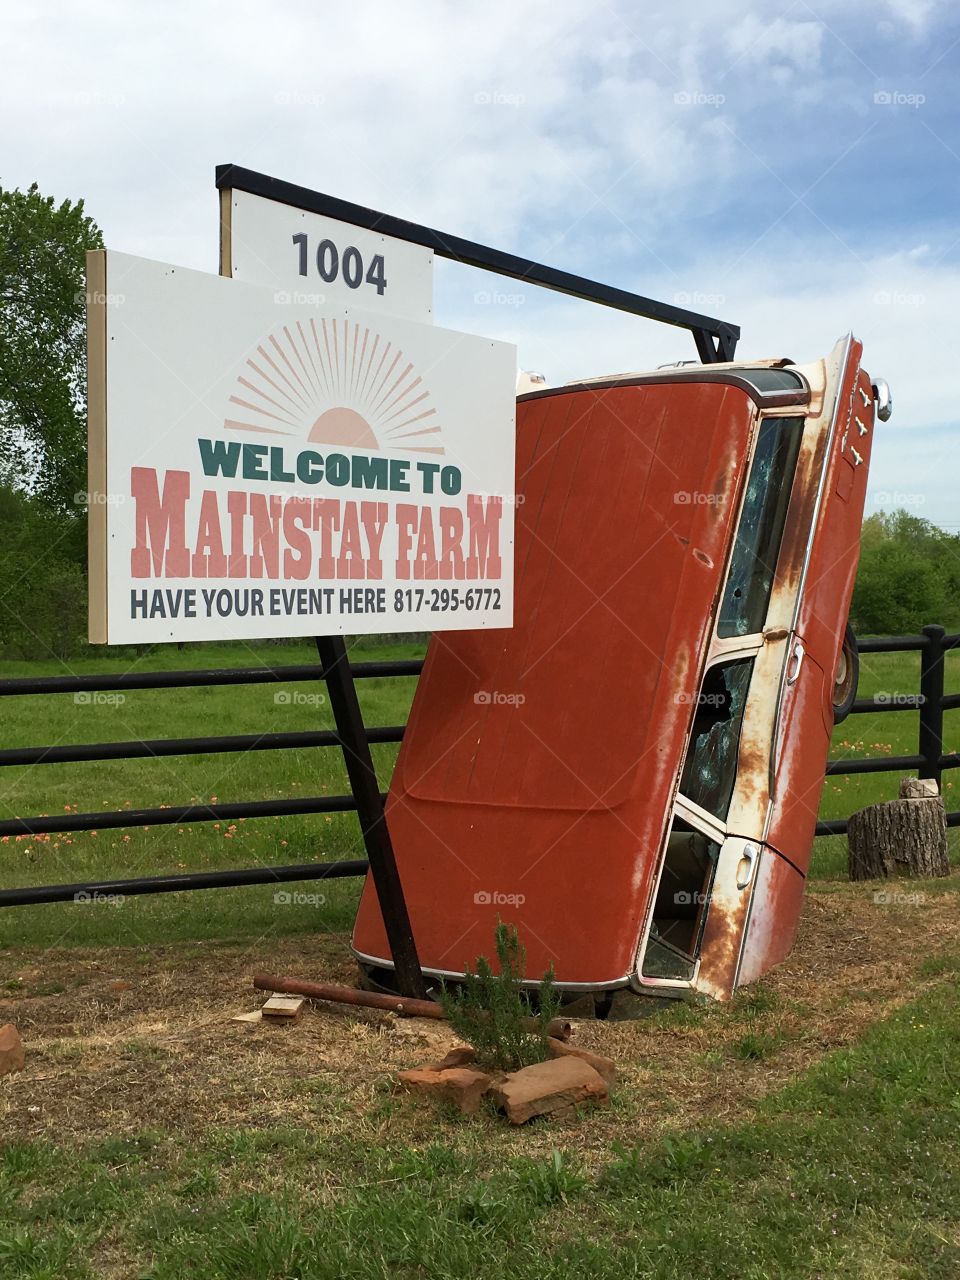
[0, 182, 103, 513]
[0, 483, 86, 659]
[852, 510, 960, 634]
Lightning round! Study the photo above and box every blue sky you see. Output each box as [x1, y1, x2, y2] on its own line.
[3, 0, 959, 525]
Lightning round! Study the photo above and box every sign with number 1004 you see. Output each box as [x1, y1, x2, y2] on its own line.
[222, 188, 434, 323]
[292, 232, 386, 296]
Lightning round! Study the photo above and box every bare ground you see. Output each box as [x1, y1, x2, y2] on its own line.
[2, 876, 958, 1169]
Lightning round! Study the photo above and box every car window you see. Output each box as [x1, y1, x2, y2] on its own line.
[642, 815, 721, 981]
[679, 658, 754, 820]
[718, 417, 803, 638]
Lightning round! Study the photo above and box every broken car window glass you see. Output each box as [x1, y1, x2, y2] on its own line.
[679, 659, 754, 820]
[642, 815, 721, 981]
[718, 417, 804, 638]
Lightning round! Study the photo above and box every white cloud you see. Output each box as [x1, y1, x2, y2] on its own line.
[1, 0, 956, 524]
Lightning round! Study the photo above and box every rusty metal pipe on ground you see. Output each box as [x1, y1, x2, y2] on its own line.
[252, 973, 572, 1041]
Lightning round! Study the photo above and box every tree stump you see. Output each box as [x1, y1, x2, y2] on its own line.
[847, 782, 949, 881]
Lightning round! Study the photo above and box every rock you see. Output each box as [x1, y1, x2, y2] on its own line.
[427, 1045, 477, 1070]
[0, 1024, 25, 1075]
[397, 1066, 492, 1115]
[546, 1038, 617, 1085]
[900, 777, 939, 799]
[490, 1055, 608, 1125]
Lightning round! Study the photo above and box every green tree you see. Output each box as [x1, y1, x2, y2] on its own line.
[0, 183, 103, 513]
[0, 483, 86, 659]
[852, 508, 958, 634]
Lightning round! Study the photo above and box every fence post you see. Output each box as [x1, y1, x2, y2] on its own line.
[919, 623, 946, 789]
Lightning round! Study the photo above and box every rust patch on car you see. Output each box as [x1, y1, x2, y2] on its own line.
[695, 899, 743, 1000]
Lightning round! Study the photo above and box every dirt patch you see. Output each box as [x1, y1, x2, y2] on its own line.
[2, 878, 959, 1166]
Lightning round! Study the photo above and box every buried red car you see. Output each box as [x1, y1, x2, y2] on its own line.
[352, 336, 890, 1002]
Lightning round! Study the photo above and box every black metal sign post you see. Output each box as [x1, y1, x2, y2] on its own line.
[315, 635, 427, 998]
[216, 163, 740, 363]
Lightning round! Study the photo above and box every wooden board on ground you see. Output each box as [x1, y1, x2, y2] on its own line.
[261, 994, 306, 1021]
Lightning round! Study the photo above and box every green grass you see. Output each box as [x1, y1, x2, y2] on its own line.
[1, 642, 959, 1277]
[0, 638, 422, 949]
[1, 970, 959, 1277]
[0, 642, 956, 948]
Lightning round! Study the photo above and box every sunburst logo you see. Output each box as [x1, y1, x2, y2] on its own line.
[223, 318, 444, 456]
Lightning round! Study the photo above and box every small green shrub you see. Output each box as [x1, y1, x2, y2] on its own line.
[439, 920, 561, 1072]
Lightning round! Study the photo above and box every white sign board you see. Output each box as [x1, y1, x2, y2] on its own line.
[222, 188, 434, 323]
[87, 250, 515, 644]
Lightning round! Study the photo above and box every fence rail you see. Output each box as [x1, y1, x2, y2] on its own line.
[815, 624, 959, 835]
[0, 655, 421, 907]
[0, 628, 956, 909]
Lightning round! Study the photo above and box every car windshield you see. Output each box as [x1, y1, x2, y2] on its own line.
[718, 417, 804, 638]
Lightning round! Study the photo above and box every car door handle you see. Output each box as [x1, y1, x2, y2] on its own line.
[736, 842, 760, 890]
[786, 639, 805, 686]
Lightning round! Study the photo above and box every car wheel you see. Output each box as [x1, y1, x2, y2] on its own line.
[832, 623, 859, 724]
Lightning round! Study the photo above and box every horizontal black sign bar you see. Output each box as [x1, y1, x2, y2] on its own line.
[0, 858, 368, 908]
[216, 163, 739, 357]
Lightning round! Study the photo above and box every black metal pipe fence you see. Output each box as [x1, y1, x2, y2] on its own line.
[0, 626, 956, 909]
[0, 654, 421, 908]
[815, 624, 960, 835]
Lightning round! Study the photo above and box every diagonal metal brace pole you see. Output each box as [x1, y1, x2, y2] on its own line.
[315, 635, 427, 998]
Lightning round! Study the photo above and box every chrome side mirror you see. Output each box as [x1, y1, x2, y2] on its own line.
[872, 378, 893, 421]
